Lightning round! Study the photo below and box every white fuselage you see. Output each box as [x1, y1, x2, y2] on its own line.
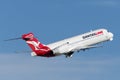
[47, 29, 113, 56]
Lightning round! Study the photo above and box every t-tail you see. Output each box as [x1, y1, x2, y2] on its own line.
[22, 33, 54, 57]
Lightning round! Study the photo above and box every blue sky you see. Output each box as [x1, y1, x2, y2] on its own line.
[0, 0, 120, 80]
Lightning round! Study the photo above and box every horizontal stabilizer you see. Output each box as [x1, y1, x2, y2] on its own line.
[4, 37, 22, 41]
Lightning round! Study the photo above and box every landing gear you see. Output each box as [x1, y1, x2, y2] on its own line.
[65, 52, 74, 58]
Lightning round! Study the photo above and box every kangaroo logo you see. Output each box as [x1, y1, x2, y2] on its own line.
[27, 41, 41, 50]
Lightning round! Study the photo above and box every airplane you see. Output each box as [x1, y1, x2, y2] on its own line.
[5, 28, 114, 58]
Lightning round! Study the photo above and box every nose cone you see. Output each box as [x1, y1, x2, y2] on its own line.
[108, 32, 114, 41]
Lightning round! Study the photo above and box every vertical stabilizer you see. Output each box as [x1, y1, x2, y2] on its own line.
[22, 33, 54, 57]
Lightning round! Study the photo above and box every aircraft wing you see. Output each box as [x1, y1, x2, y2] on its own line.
[69, 45, 102, 52]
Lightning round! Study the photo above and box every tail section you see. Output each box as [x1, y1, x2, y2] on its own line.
[22, 33, 54, 57]
[22, 33, 43, 51]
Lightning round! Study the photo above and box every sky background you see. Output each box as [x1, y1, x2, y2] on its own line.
[0, 0, 120, 80]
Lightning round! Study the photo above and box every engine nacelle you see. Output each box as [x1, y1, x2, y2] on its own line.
[52, 46, 70, 55]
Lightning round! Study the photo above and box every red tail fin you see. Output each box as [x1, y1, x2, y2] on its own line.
[22, 33, 43, 51]
[22, 33, 54, 57]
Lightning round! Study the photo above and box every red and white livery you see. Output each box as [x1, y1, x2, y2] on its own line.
[22, 28, 113, 58]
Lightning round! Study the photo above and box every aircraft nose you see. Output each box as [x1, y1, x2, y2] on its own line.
[108, 32, 114, 41]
